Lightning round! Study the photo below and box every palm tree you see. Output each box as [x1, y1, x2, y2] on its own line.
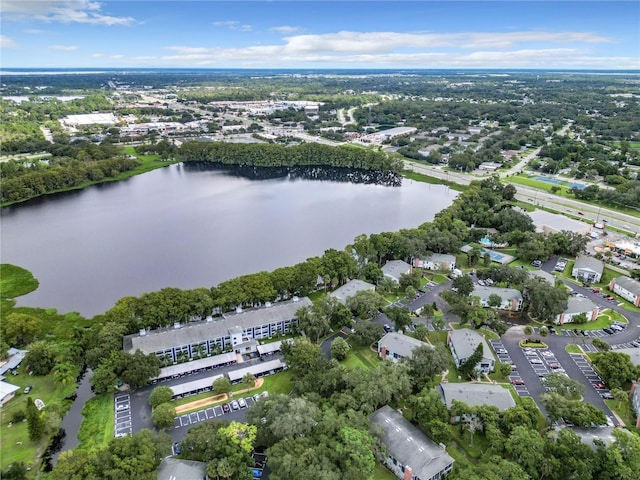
[52, 363, 77, 386]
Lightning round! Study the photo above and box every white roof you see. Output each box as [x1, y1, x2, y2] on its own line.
[170, 374, 222, 397]
[329, 279, 375, 303]
[0, 381, 20, 398]
[528, 210, 590, 234]
[228, 359, 284, 382]
[154, 352, 236, 380]
[257, 340, 285, 355]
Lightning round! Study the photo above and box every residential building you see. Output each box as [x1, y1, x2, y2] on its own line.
[609, 276, 640, 307]
[370, 405, 454, 480]
[0, 348, 27, 376]
[157, 458, 207, 480]
[438, 383, 516, 416]
[631, 381, 640, 428]
[123, 297, 311, 363]
[528, 269, 556, 285]
[473, 286, 523, 311]
[572, 255, 604, 283]
[382, 260, 412, 283]
[448, 329, 494, 373]
[528, 210, 591, 236]
[555, 296, 599, 324]
[414, 254, 456, 271]
[0, 381, 19, 406]
[329, 279, 375, 304]
[378, 332, 432, 363]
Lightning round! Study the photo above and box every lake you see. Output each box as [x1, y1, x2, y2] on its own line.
[0, 164, 456, 317]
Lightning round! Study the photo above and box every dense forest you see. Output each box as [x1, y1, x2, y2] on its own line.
[178, 141, 403, 172]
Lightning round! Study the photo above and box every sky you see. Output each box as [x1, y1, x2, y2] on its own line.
[1, 1, 639, 69]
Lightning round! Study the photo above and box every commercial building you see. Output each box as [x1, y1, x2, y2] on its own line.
[448, 329, 494, 373]
[123, 297, 311, 363]
[438, 383, 516, 413]
[329, 279, 375, 304]
[555, 297, 599, 325]
[382, 260, 412, 283]
[572, 255, 604, 283]
[473, 286, 523, 311]
[370, 405, 454, 480]
[609, 276, 640, 307]
[61, 113, 118, 127]
[414, 254, 456, 271]
[378, 332, 431, 363]
[528, 210, 591, 236]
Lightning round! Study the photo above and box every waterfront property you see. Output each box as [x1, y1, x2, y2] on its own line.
[473, 286, 523, 311]
[378, 332, 431, 363]
[572, 255, 604, 284]
[329, 279, 375, 304]
[382, 260, 413, 283]
[555, 297, 599, 325]
[448, 329, 494, 373]
[609, 276, 640, 307]
[370, 405, 454, 480]
[123, 297, 311, 363]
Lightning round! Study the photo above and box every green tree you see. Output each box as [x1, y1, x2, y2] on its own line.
[345, 290, 386, 319]
[452, 274, 474, 297]
[296, 305, 331, 343]
[524, 277, 568, 322]
[483, 252, 492, 267]
[497, 362, 512, 377]
[399, 270, 421, 290]
[543, 372, 585, 400]
[592, 351, 638, 389]
[432, 312, 445, 331]
[330, 336, 351, 361]
[212, 377, 232, 396]
[505, 425, 545, 479]
[406, 345, 450, 389]
[152, 402, 176, 430]
[26, 397, 45, 441]
[414, 323, 429, 341]
[384, 305, 412, 332]
[336, 426, 376, 480]
[459, 342, 483, 379]
[2, 313, 42, 347]
[360, 263, 383, 284]
[242, 373, 256, 388]
[351, 321, 383, 347]
[24, 340, 56, 375]
[488, 293, 502, 308]
[149, 386, 173, 408]
[52, 362, 77, 386]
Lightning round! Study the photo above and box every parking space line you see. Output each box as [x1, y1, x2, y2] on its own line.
[198, 411, 206, 422]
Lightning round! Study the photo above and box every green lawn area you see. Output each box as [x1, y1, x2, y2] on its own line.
[422, 273, 450, 285]
[450, 425, 490, 459]
[558, 309, 623, 331]
[450, 324, 499, 340]
[371, 463, 398, 480]
[425, 330, 449, 346]
[604, 399, 639, 432]
[342, 345, 379, 370]
[77, 394, 114, 452]
[400, 169, 466, 192]
[565, 344, 583, 354]
[0, 264, 39, 299]
[383, 293, 404, 304]
[308, 291, 327, 303]
[0, 369, 77, 472]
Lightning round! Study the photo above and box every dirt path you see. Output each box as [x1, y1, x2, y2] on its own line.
[174, 378, 264, 414]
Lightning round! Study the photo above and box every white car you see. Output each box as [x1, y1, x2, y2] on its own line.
[238, 398, 247, 408]
[530, 359, 543, 364]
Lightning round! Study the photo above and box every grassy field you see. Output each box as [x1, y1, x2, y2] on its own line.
[557, 310, 618, 331]
[604, 399, 639, 432]
[0, 264, 39, 299]
[342, 344, 379, 370]
[371, 463, 398, 480]
[565, 344, 583, 354]
[76, 394, 114, 452]
[308, 291, 327, 303]
[400, 169, 466, 192]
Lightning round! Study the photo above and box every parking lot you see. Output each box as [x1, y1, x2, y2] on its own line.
[569, 353, 614, 400]
[114, 393, 132, 437]
[490, 339, 530, 397]
[173, 394, 262, 430]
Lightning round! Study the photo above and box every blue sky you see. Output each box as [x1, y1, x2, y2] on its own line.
[1, 1, 639, 69]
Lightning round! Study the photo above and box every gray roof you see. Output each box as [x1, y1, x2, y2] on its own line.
[528, 269, 556, 285]
[473, 286, 522, 302]
[382, 260, 412, 280]
[370, 406, 454, 479]
[154, 352, 237, 380]
[0, 381, 20, 398]
[124, 297, 311, 354]
[227, 358, 284, 382]
[170, 374, 222, 397]
[612, 276, 640, 296]
[257, 340, 285, 355]
[329, 279, 375, 303]
[565, 296, 597, 314]
[427, 253, 456, 264]
[0, 348, 27, 376]
[528, 210, 590, 234]
[613, 348, 640, 366]
[573, 255, 604, 275]
[449, 329, 492, 362]
[157, 458, 207, 480]
[379, 332, 431, 359]
[439, 383, 516, 411]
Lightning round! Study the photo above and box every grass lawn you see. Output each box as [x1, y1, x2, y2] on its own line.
[423, 273, 450, 285]
[383, 293, 405, 304]
[565, 344, 583, 354]
[0, 264, 39, 299]
[558, 309, 622, 331]
[400, 169, 466, 192]
[604, 399, 639, 432]
[450, 324, 499, 340]
[371, 463, 398, 480]
[308, 291, 327, 303]
[425, 330, 449, 346]
[77, 394, 114, 452]
[450, 426, 490, 460]
[342, 345, 379, 370]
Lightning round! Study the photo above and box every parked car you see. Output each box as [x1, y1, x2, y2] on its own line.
[511, 379, 525, 385]
[231, 400, 240, 410]
[578, 212, 584, 216]
[383, 324, 392, 333]
[603, 328, 614, 334]
[630, 341, 640, 348]
[23, 385, 32, 394]
[530, 359, 543, 364]
[253, 394, 261, 402]
[495, 348, 507, 354]
[531, 260, 542, 267]
[594, 383, 608, 390]
[548, 363, 561, 369]
[222, 403, 231, 413]
[601, 392, 614, 400]
[592, 288, 601, 294]
[238, 398, 247, 408]
[173, 442, 182, 455]
[549, 327, 556, 335]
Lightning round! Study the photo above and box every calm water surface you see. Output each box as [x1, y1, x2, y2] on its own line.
[1, 164, 456, 317]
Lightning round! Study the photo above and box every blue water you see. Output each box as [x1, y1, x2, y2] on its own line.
[569, 183, 586, 190]
[536, 177, 563, 184]
[480, 237, 494, 246]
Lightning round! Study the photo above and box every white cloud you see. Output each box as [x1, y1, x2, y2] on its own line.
[159, 29, 625, 68]
[110, 54, 124, 59]
[2, 0, 134, 26]
[24, 29, 49, 34]
[49, 44, 78, 51]
[0, 35, 18, 49]
[91, 53, 104, 57]
[212, 20, 252, 32]
[270, 25, 302, 35]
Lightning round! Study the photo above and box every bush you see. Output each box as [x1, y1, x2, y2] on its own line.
[11, 410, 26, 423]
